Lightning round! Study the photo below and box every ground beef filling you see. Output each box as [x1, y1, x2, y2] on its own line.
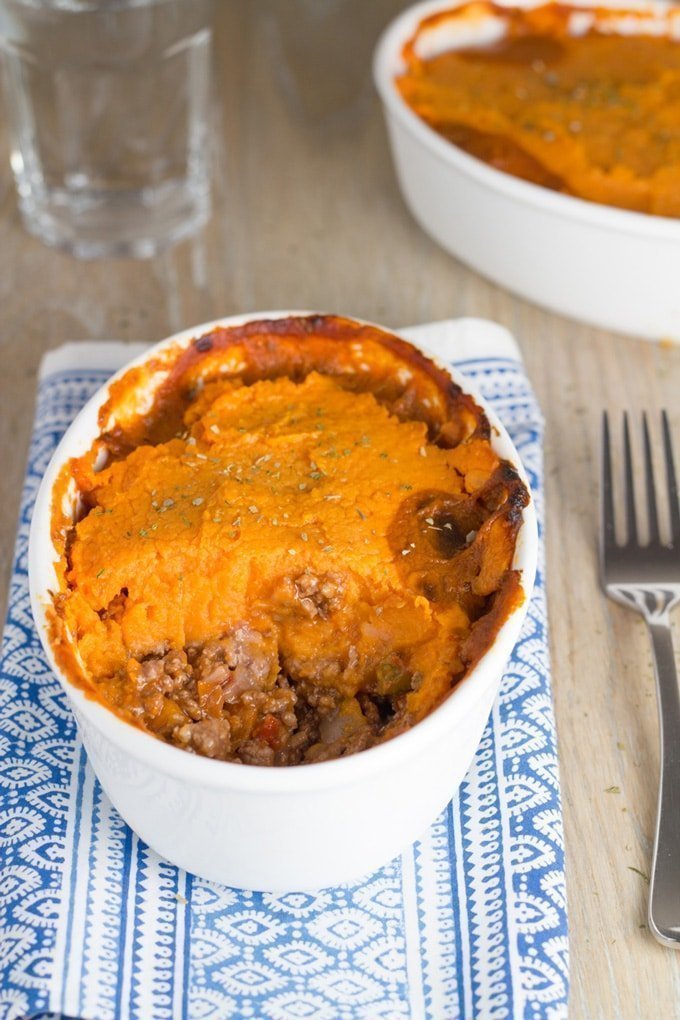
[126, 623, 410, 766]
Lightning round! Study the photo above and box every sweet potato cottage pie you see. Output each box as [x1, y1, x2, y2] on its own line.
[396, 1, 680, 217]
[48, 316, 528, 766]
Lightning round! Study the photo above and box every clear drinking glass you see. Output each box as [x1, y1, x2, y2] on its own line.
[0, 0, 213, 258]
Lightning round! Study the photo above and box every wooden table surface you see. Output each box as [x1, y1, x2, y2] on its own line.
[1, 3, 679, 1016]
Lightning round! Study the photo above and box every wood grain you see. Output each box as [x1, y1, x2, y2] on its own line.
[1, 2, 679, 1015]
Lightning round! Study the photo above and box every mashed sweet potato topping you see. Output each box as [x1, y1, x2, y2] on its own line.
[397, 1, 680, 216]
[49, 315, 528, 766]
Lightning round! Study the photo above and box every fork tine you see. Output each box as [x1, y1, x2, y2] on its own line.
[642, 412, 660, 545]
[601, 411, 616, 551]
[662, 411, 680, 548]
[622, 412, 638, 545]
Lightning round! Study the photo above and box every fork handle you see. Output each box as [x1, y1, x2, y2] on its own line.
[648, 615, 680, 947]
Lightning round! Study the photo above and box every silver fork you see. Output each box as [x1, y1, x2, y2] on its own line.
[601, 411, 680, 947]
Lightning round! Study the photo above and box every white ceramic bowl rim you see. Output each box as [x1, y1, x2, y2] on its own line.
[29, 310, 537, 795]
[373, 0, 680, 240]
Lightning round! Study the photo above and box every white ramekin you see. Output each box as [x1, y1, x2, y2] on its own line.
[28, 311, 537, 892]
[373, 0, 680, 342]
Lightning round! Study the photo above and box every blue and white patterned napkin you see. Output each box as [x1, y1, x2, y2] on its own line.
[0, 319, 568, 1020]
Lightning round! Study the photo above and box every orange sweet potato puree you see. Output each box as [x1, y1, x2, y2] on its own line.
[50, 316, 528, 765]
[397, 2, 680, 216]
